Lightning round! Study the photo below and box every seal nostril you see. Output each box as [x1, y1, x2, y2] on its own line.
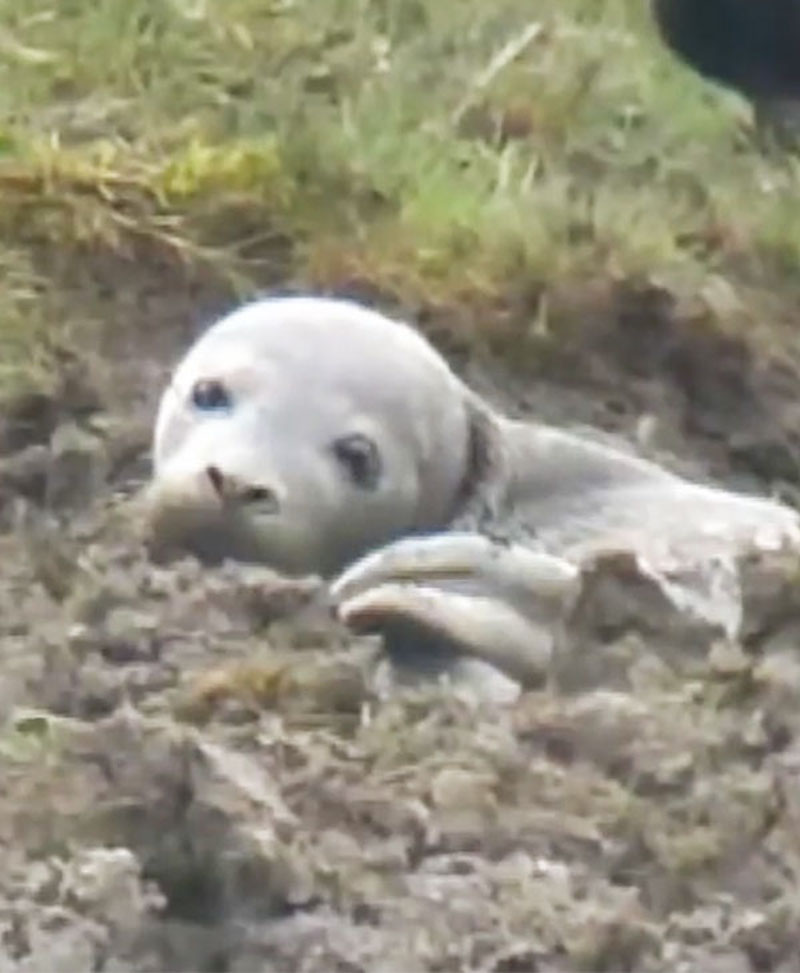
[206, 465, 225, 497]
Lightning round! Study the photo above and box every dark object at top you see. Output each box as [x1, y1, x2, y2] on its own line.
[651, 0, 800, 99]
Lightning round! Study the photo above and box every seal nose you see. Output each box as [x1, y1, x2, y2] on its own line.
[205, 465, 281, 512]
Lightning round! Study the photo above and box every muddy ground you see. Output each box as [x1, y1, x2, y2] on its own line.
[3, 253, 800, 972]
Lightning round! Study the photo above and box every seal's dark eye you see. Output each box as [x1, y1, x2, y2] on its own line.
[191, 379, 232, 412]
[333, 433, 381, 490]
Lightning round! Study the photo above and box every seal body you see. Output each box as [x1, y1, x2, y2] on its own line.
[147, 295, 800, 692]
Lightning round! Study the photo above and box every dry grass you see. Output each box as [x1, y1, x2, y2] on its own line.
[1, 0, 800, 394]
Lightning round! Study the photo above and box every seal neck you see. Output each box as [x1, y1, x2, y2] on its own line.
[447, 392, 512, 532]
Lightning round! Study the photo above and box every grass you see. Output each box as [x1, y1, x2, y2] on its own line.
[1, 0, 800, 394]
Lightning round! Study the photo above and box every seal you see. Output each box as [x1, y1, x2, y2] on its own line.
[145, 295, 800, 690]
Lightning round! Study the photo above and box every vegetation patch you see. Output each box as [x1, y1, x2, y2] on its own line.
[2, 0, 800, 402]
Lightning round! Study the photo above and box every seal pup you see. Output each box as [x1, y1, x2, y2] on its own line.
[145, 295, 800, 691]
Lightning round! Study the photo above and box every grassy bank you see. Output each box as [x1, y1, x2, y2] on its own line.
[1, 0, 799, 394]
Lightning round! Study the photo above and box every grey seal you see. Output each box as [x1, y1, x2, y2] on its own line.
[145, 295, 800, 691]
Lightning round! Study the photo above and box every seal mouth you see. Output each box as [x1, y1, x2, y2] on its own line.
[142, 477, 329, 575]
[144, 501, 258, 566]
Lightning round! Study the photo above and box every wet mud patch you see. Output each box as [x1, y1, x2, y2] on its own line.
[2, 266, 800, 969]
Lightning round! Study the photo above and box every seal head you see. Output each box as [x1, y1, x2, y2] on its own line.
[145, 296, 476, 576]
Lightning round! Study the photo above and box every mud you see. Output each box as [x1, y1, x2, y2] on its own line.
[3, 266, 800, 971]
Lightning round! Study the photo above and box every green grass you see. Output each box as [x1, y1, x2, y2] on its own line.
[1, 0, 800, 393]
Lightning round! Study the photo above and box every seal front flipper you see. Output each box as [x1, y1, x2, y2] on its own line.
[330, 532, 579, 688]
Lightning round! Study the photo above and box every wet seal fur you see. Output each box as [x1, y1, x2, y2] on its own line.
[145, 296, 800, 698]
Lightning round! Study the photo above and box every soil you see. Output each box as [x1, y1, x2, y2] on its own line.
[3, 246, 800, 972]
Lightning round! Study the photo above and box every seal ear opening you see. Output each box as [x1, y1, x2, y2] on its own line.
[449, 390, 511, 531]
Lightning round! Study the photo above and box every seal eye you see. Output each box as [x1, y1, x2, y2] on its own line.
[333, 433, 381, 490]
[240, 485, 277, 506]
[191, 379, 232, 412]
